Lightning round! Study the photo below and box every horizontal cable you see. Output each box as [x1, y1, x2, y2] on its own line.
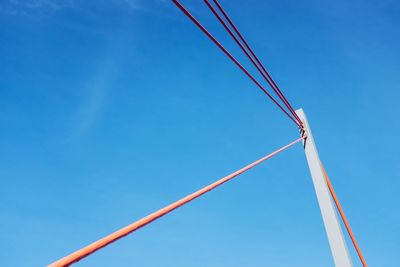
[172, 0, 301, 128]
[47, 136, 305, 267]
[206, 0, 303, 126]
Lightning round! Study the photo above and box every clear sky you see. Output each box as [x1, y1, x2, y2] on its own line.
[1, 0, 399, 266]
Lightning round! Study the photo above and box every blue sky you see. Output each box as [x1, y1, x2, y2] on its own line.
[1, 0, 399, 266]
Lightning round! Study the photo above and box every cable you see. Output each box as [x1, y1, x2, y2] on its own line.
[47, 136, 305, 267]
[172, 0, 301, 128]
[210, 0, 301, 124]
[204, 0, 302, 126]
[321, 165, 368, 267]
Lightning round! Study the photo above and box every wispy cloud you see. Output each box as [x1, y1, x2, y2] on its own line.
[1, 0, 74, 15]
[124, 0, 140, 9]
[5, 0, 74, 10]
[2, 0, 168, 13]
[118, 0, 169, 12]
[71, 52, 121, 140]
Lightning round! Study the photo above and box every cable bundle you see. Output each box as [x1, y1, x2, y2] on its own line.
[173, 0, 303, 128]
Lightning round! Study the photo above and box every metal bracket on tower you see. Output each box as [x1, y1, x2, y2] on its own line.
[296, 108, 353, 267]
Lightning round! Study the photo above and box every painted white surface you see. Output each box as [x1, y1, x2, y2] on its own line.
[296, 108, 352, 267]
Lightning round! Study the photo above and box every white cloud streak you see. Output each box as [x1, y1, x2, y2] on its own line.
[7, 0, 75, 10]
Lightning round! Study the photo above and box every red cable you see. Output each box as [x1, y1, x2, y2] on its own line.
[47, 136, 305, 267]
[211, 0, 302, 125]
[172, 0, 301, 128]
[321, 165, 368, 267]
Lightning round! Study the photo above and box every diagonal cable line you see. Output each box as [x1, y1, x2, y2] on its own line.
[321, 165, 368, 267]
[47, 136, 306, 267]
[211, 0, 302, 125]
[172, 0, 301, 128]
[204, 0, 302, 126]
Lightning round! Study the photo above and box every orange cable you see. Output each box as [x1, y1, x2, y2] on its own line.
[48, 136, 305, 267]
[321, 165, 368, 267]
